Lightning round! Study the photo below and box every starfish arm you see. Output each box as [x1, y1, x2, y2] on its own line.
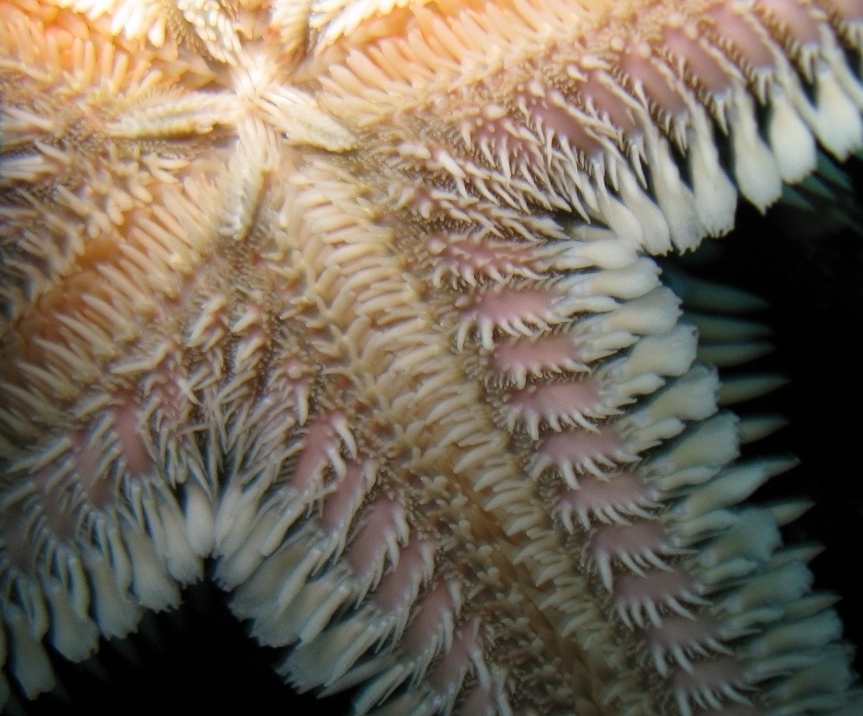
[1, 1, 863, 714]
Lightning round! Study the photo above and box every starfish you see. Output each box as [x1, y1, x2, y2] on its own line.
[1, 0, 862, 713]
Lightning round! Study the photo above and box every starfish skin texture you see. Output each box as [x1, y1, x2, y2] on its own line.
[1, 0, 863, 714]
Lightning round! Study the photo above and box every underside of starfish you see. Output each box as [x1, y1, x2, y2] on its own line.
[1, 0, 863, 713]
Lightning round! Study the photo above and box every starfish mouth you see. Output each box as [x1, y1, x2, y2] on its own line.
[3, 0, 863, 714]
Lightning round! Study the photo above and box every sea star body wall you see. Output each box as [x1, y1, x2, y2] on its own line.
[0, 0, 861, 713]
